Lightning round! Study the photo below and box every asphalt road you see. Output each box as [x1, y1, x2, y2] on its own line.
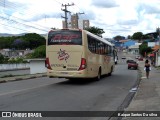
[0, 52, 139, 120]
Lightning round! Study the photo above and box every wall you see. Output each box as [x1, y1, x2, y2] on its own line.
[158, 56, 160, 66]
[29, 59, 47, 74]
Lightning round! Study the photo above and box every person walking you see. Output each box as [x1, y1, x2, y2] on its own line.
[144, 59, 151, 79]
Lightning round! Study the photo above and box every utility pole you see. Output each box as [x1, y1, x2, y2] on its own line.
[61, 3, 74, 28]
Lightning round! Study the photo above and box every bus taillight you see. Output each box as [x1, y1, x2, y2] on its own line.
[78, 58, 87, 70]
[45, 58, 52, 70]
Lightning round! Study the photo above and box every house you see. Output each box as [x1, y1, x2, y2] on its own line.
[114, 39, 138, 49]
[150, 45, 160, 66]
[128, 45, 140, 55]
[0, 49, 33, 58]
[123, 40, 137, 48]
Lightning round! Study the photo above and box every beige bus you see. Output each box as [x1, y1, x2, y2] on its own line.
[45, 29, 115, 80]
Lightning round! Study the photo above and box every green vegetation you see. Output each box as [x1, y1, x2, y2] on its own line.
[0, 53, 28, 64]
[139, 42, 152, 56]
[85, 26, 105, 37]
[27, 45, 46, 58]
[113, 35, 125, 41]
[0, 33, 46, 50]
[0, 53, 4, 64]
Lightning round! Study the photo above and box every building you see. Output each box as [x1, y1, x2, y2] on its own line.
[0, 49, 33, 58]
[71, 14, 79, 29]
[114, 39, 138, 50]
[62, 14, 90, 29]
[62, 21, 67, 29]
[149, 45, 160, 67]
[83, 20, 89, 29]
[128, 45, 140, 55]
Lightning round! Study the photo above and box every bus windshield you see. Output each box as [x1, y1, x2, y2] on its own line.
[48, 30, 82, 45]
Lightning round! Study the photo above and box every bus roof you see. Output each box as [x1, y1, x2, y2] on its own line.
[84, 30, 113, 46]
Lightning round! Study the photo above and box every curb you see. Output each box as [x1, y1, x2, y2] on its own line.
[0, 80, 7, 83]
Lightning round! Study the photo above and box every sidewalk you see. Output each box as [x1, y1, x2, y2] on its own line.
[0, 73, 47, 83]
[122, 60, 160, 120]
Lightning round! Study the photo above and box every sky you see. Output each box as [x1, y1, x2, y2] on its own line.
[0, 0, 160, 38]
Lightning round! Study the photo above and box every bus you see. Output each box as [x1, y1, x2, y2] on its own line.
[45, 29, 115, 80]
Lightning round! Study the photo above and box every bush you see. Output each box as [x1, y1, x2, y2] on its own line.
[15, 57, 23, 63]
[8, 57, 16, 63]
[31, 45, 46, 58]
[0, 53, 4, 63]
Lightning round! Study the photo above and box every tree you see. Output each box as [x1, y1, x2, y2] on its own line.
[12, 39, 25, 49]
[142, 34, 150, 39]
[22, 33, 46, 49]
[139, 43, 152, 56]
[113, 35, 125, 41]
[127, 35, 131, 39]
[0, 53, 4, 63]
[0, 33, 45, 50]
[31, 45, 46, 58]
[132, 32, 143, 41]
[85, 26, 105, 37]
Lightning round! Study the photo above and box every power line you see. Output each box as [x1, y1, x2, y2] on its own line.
[0, 23, 32, 33]
[64, 0, 87, 19]
[3, 12, 50, 30]
[0, 1, 64, 30]
[0, 16, 48, 32]
[0, 0, 88, 32]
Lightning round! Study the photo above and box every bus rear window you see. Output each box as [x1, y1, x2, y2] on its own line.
[48, 31, 82, 45]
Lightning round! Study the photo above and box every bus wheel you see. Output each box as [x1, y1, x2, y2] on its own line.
[108, 66, 113, 76]
[96, 69, 101, 81]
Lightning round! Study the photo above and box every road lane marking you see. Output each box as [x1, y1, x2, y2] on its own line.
[141, 77, 147, 79]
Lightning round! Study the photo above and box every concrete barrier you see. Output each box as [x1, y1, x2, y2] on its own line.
[27, 59, 47, 74]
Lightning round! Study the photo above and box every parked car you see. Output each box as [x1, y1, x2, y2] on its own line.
[128, 61, 138, 70]
[138, 57, 143, 61]
[126, 59, 135, 63]
[121, 56, 126, 59]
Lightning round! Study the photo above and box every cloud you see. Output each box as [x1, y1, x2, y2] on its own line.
[25, 13, 62, 21]
[1, 0, 160, 38]
[91, 0, 119, 8]
[79, 10, 96, 20]
[117, 20, 139, 25]
[136, 3, 160, 15]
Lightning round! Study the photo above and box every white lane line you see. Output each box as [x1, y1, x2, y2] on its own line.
[141, 77, 147, 79]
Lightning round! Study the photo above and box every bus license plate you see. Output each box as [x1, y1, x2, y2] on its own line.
[61, 72, 68, 74]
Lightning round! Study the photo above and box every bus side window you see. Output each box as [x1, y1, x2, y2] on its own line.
[105, 44, 108, 54]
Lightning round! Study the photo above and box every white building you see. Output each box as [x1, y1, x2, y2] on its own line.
[128, 45, 139, 54]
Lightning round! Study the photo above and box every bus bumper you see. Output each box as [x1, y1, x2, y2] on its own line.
[47, 70, 90, 78]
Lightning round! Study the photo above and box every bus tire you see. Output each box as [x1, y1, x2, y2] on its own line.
[96, 68, 101, 81]
[108, 66, 113, 76]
